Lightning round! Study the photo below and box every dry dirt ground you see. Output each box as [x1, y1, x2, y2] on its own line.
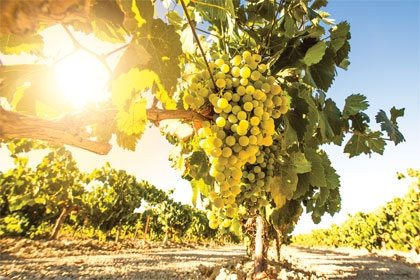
[0, 238, 419, 279]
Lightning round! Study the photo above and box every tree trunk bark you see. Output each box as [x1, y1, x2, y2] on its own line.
[50, 204, 77, 240]
[0, 106, 208, 155]
[275, 227, 282, 262]
[254, 215, 268, 276]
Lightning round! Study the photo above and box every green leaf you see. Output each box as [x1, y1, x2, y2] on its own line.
[307, 48, 336, 91]
[188, 150, 210, 179]
[91, 16, 126, 43]
[113, 43, 151, 77]
[344, 132, 386, 157]
[116, 98, 147, 136]
[135, 19, 181, 107]
[291, 152, 312, 174]
[311, 0, 328, 10]
[375, 108, 406, 145]
[269, 159, 298, 208]
[284, 14, 296, 38]
[342, 94, 369, 119]
[318, 98, 343, 142]
[329, 21, 351, 52]
[304, 148, 327, 188]
[115, 130, 141, 151]
[190, 178, 211, 206]
[0, 65, 45, 103]
[0, 33, 44, 55]
[303, 40, 327, 66]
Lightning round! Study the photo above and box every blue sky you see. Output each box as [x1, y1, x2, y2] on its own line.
[1, 1, 419, 234]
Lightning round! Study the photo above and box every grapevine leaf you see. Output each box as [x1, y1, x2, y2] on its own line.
[307, 48, 336, 91]
[113, 43, 151, 77]
[116, 98, 147, 136]
[344, 132, 386, 157]
[375, 108, 406, 145]
[0, 33, 44, 55]
[291, 152, 312, 174]
[318, 98, 343, 142]
[270, 200, 303, 229]
[329, 21, 351, 52]
[188, 150, 210, 179]
[270, 160, 298, 208]
[135, 18, 181, 108]
[284, 13, 296, 38]
[304, 148, 327, 188]
[293, 174, 311, 200]
[0, 65, 44, 102]
[91, 16, 126, 43]
[342, 94, 369, 119]
[335, 40, 351, 69]
[115, 129, 141, 151]
[190, 178, 211, 206]
[303, 40, 327, 66]
[311, 0, 328, 10]
[285, 86, 311, 141]
[323, 160, 340, 190]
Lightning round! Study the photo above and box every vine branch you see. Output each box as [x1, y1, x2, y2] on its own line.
[0, 106, 208, 155]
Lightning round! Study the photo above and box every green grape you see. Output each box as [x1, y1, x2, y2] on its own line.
[217, 97, 229, 109]
[238, 135, 249, 147]
[243, 101, 254, 112]
[242, 50, 251, 59]
[231, 66, 241, 77]
[237, 110, 247, 121]
[232, 93, 241, 102]
[225, 135, 236, 146]
[216, 78, 226, 88]
[245, 85, 255, 95]
[250, 116, 260, 126]
[240, 78, 249, 86]
[220, 63, 230, 73]
[261, 83, 271, 93]
[271, 84, 282, 95]
[216, 116, 226, 127]
[240, 66, 251, 79]
[250, 70, 261, 81]
[258, 64, 267, 73]
[231, 55, 242, 66]
[215, 58, 225, 67]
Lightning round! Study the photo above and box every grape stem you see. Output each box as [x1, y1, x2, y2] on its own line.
[179, 0, 216, 89]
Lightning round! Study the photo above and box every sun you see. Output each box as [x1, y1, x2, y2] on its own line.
[54, 50, 110, 109]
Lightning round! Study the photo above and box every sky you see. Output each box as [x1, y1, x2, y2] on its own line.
[1, 0, 419, 235]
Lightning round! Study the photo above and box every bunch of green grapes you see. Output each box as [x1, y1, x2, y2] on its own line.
[183, 51, 290, 229]
[236, 134, 282, 214]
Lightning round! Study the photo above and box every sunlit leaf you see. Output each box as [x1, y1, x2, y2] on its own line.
[343, 94, 369, 119]
[329, 21, 351, 52]
[0, 33, 43, 55]
[303, 40, 327, 66]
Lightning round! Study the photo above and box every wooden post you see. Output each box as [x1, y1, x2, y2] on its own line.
[143, 215, 150, 240]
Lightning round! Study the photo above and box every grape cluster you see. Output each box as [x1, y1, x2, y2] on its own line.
[236, 134, 282, 213]
[183, 51, 289, 229]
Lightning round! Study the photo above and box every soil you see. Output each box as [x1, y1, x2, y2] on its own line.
[0, 238, 419, 279]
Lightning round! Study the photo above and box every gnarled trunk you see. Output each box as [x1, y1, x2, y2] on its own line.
[254, 214, 268, 276]
[50, 204, 77, 240]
